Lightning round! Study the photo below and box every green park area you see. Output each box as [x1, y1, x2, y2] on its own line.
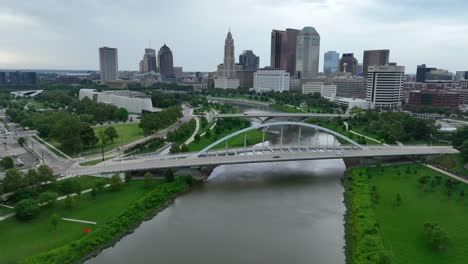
[188, 128, 266, 152]
[0, 176, 188, 264]
[429, 154, 468, 176]
[0, 205, 13, 216]
[346, 163, 468, 264]
[84, 123, 144, 155]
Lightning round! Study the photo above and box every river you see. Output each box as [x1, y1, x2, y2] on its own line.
[86, 102, 346, 264]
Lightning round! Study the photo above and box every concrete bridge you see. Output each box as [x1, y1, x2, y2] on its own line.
[64, 122, 458, 177]
[204, 112, 350, 122]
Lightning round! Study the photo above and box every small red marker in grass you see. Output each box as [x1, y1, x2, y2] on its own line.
[84, 228, 89, 234]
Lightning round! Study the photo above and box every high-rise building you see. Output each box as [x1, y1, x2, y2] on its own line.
[253, 68, 290, 93]
[295, 27, 320, 79]
[416, 64, 436, 83]
[239, 50, 260, 71]
[215, 30, 240, 89]
[158, 44, 175, 82]
[237, 70, 255, 88]
[325, 78, 366, 98]
[302, 81, 337, 98]
[99, 47, 118, 83]
[323, 51, 339, 76]
[270, 28, 299, 75]
[339, 53, 358, 76]
[2, 71, 38, 89]
[140, 48, 157, 73]
[0, 72, 6, 86]
[363, 49, 390, 79]
[366, 64, 405, 110]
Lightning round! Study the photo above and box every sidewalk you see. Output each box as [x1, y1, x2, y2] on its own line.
[424, 164, 468, 184]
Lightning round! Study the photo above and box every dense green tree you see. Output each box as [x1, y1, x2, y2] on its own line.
[180, 144, 189, 152]
[169, 143, 180, 154]
[452, 126, 468, 149]
[143, 172, 153, 189]
[194, 134, 201, 142]
[110, 174, 122, 191]
[113, 108, 129, 121]
[24, 169, 40, 186]
[424, 222, 448, 252]
[2, 169, 23, 193]
[37, 164, 56, 182]
[17, 137, 26, 146]
[0, 156, 14, 170]
[104, 126, 119, 143]
[15, 199, 40, 220]
[460, 140, 468, 162]
[80, 124, 98, 148]
[39, 191, 58, 207]
[52, 115, 83, 153]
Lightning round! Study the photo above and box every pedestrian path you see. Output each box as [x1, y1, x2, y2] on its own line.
[424, 164, 468, 184]
[0, 213, 15, 221]
[62, 218, 97, 225]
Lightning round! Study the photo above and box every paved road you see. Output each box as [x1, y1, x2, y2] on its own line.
[210, 113, 350, 119]
[64, 145, 458, 177]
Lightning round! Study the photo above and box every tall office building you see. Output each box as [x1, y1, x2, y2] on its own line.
[0, 72, 6, 86]
[363, 49, 390, 79]
[215, 30, 240, 89]
[1, 71, 38, 89]
[324, 51, 340, 75]
[270, 28, 299, 75]
[339, 53, 358, 76]
[416, 64, 436, 82]
[239, 50, 260, 71]
[295, 27, 320, 79]
[99, 47, 118, 83]
[366, 64, 405, 110]
[158, 44, 175, 82]
[140, 48, 157, 73]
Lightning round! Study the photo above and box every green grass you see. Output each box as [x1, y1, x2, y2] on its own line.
[367, 163, 468, 264]
[0, 205, 13, 216]
[0, 179, 162, 264]
[187, 125, 268, 152]
[83, 123, 144, 156]
[429, 153, 468, 176]
[79, 156, 115, 166]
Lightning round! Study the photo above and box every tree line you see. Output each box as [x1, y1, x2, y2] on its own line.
[139, 106, 183, 136]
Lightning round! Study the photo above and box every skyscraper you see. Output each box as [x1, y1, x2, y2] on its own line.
[324, 51, 340, 75]
[239, 50, 260, 71]
[215, 30, 240, 89]
[295, 27, 320, 79]
[99, 47, 118, 83]
[158, 44, 175, 82]
[141, 48, 157, 73]
[339, 53, 358, 76]
[270, 28, 299, 75]
[366, 64, 405, 110]
[416, 64, 436, 82]
[363, 49, 390, 79]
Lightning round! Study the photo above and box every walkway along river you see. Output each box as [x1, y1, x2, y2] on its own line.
[85, 103, 347, 264]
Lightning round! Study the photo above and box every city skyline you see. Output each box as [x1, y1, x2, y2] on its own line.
[1, 0, 467, 72]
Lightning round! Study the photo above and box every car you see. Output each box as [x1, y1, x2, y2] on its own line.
[273, 156, 281, 159]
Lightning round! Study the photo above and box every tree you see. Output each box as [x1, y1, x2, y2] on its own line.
[2, 169, 23, 193]
[24, 169, 41, 187]
[95, 181, 105, 192]
[110, 174, 122, 191]
[64, 195, 73, 209]
[395, 193, 402, 207]
[113, 107, 129, 122]
[205, 129, 211, 138]
[452, 126, 468, 149]
[180, 144, 189, 152]
[50, 214, 59, 231]
[424, 222, 449, 252]
[0, 156, 14, 170]
[194, 134, 201, 142]
[80, 124, 98, 148]
[170, 143, 180, 154]
[165, 168, 175, 182]
[124, 172, 132, 183]
[52, 115, 83, 154]
[144, 172, 153, 189]
[90, 187, 97, 199]
[15, 199, 40, 220]
[98, 130, 109, 146]
[17, 137, 26, 146]
[104, 126, 119, 144]
[460, 140, 468, 162]
[37, 164, 56, 182]
[39, 191, 58, 207]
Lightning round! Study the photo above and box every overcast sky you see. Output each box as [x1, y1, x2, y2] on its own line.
[0, 0, 467, 73]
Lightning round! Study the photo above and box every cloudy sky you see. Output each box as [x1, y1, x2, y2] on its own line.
[0, 0, 467, 73]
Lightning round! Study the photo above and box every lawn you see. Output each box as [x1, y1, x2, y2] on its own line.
[83, 123, 145, 156]
[366, 163, 468, 264]
[187, 125, 268, 152]
[0, 179, 162, 264]
[429, 153, 468, 176]
[0, 205, 13, 216]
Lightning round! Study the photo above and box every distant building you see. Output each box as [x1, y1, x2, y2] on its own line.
[0, 72, 6, 86]
[99, 47, 118, 83]
[79, 89, 156, 113]
[416, 64, 436, 83]
[158, 44, 175, 82]
[239, 50, 260, 71]
[253, 68, 290, 93]
[140, 48, 157, 73]
[295, 27, 320, 79]
[339, 53, 358, 76]
[215, 30, 240, 89]
[271, 28, 299, 76]
[326, 78, 366, 98]
[363, 49, 390, 79]
[173, 67, 184, 79]
[366, 64, 405, 110]
[323, 51, 339, 76]
[426, 69, 453, 81]
[408, 89, 460, 111]
[334, 97, 370, 110]
[302, 81, 336, 99]
[237, 70, 255, 88]
[2, 71, 38, 89]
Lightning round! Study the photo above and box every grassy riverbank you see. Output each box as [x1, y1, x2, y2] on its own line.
[346, 163, 468, 264]
[0, 177, 191, 264]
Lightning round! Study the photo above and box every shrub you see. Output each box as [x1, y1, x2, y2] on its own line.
[15, 199, 40, 221]
[39, 191, 58, 207]
[110, 174, 122, 191]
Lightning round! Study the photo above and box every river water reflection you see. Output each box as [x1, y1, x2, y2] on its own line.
[86, 102, 347, 264]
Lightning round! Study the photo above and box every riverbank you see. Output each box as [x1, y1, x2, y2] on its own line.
[20, 177, 193, 264]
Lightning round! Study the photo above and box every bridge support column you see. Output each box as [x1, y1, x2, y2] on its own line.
[244, 132, 247, 153]
[298, 127, 302, 145]
[280, 127, 284, 146]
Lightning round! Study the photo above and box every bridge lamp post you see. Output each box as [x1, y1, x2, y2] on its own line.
[280, 127, 284, 146]
[244, 132, 247, 154]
